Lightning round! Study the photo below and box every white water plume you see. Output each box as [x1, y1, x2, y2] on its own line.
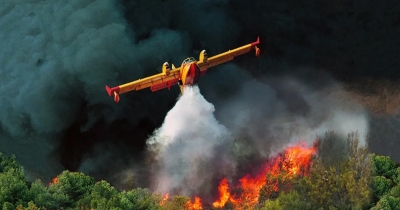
[147, 86, 234, 196]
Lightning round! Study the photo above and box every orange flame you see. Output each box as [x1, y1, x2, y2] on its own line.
[160, 193, 169, 206]
[185, 196, 203, 210]
[282, 143, 315, 176]
[212, 142, 316, 209]
[212, 178, 231, 208]
[229, 172, 267, 207]
[50, 177, 58, 185]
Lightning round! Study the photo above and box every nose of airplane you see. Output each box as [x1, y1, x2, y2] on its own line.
[189, 62, 196, 69]
[189, 62, 201, 84]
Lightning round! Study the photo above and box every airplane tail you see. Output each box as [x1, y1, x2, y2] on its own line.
[252, 36, 260, 56]
[105, 85, 120, 103]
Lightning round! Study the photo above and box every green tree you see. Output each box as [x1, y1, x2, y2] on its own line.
[296, 131, 371, 210]
[0, 168, 29, 208]
[161, 195, 191, 210]
[370, 154, 400, 209]
[3, 202, 14, 210]
[371, 195, 400, 210]
[278, 190, 311, 210]
[395, 167, 400, 184]
[77, 180, 120, 209]
[0, 152, 29, 207]
[119, 188, 162, 210]
[261, 199, 281, 210]
[36, 170, 96, 209]
[16, 201, 39, 210]
[390, 185, 400, 197]
[372, 176, 394, 199]
[25, 201, 39, 210]
[372, 154, 399, 180]
[0, 153, 24, 175]
[50, 170, 95, 201]
[27, 179, 70, 210]
[345, 132, 372, 207]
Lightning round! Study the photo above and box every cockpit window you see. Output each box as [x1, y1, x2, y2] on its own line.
[182, 57, 196, 65]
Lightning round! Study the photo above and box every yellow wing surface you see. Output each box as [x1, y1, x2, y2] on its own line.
[197, 37, 260, 71]
[105, 66, 181, 103]
[106, 37, 260, 103]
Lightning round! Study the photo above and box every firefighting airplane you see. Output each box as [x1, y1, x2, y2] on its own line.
[105, 37, 260, 103]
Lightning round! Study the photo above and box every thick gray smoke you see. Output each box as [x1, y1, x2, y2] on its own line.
[146, 77, 369, 198]
[1, 0, 399, 191]
[0, 0, 189, 180]
[1, 0, 118, 179]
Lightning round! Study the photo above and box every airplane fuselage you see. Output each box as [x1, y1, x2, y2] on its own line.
[177, 57, 205, 92]
[180, 62, 201, 86]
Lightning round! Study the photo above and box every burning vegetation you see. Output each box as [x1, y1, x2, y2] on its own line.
[50, 177, 58, 185]
[0, 131, 398, 209]
[160, 141, 317, 209]
[211, 142, 317, 209]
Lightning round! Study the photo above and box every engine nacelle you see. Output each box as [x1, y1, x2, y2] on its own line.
[162, 62, 170, 75]
[199, 50, 208, 63]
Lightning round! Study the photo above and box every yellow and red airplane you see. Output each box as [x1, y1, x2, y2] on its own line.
[106, 37, 260, 103]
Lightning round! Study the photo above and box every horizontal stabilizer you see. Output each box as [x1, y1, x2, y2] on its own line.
[105, 85, 112, 96]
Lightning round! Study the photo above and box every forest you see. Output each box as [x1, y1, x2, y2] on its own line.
[0, 131, 399, 210]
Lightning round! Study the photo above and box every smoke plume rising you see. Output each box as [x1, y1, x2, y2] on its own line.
[1, 0, 399, 191]
[145, 76, 369, 198]
[0, 0, 189, 180]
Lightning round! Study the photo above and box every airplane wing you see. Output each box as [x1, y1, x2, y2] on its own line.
[105, 67, 181, 103]
[197, 37, 260, 71]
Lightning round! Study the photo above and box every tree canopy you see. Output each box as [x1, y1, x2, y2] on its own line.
[0, 131, 399, 209]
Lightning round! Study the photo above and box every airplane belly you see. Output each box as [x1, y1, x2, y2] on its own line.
[183, 63, 201, 86]
[193, 64, 200, 84]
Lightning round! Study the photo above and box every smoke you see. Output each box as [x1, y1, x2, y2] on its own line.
[213, 73, 369, 157]
[145, 74, 369, 198]
[0, 0, 190, 180]
[147, 86, 234, 196]
[0, 0, 132, 179]
[1, 0, 399, 191]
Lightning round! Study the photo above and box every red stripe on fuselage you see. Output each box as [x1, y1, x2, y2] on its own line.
[185, 63, 200, 85]
[191, 63, 200, 84]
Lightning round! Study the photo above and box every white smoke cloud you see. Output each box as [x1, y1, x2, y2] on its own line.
[147, 86, 233, 195]
[214, 74, 370, 156]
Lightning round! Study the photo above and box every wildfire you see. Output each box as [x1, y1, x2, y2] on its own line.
[160, 193, 169, 206]
[282, 143, 316, 176]
[185, 196, 203, 210]
[211, 142, 316, 209]
[161, 142, 316, 209]
[50, 177, 58, 185]
[212, 178, 231, 208]
[159, 193, 202, 209]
